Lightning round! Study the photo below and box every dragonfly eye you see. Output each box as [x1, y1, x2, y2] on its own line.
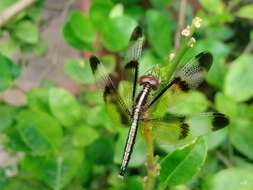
[139, 75, 159, 90]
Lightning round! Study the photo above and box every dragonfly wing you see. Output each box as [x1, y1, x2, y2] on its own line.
[89, 56, 131, 118]
[174, 51, 213, 90]
[146, 51, 213, 109]
[146, 112, 229, 145]
[124, 26, 144, 102]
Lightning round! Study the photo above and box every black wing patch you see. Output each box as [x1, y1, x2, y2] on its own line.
[89, 56, 131, 118]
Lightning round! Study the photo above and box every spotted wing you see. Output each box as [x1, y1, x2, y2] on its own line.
[146, 112, 229, 145]
[89, 56, 131, 118]
[124, 26, 144, 102]
[147, 52, 213, 108]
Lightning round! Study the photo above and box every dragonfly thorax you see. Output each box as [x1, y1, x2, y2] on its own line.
[139, 75, 159, 90]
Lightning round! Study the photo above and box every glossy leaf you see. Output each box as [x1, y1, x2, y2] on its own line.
[150, 0, 172, 9]
[40, 148, 84, 190]
[230, 118, 253, 160]
[167, 91, 209, 115]
[71, 125, 99, 147]
[146, 10, 172, 57]
[68, 11, 96, 45]
[64, 59, 94, 84]
[210, 168, 253, 190]
[15, 109, 63, 155]
[28, 88, 50, 113]
[225, 54, 253, 102]
[3, 179, 48, 190]
[86, 136, 115, 165]
[0, 105, 15, 132]
[63, 22, 91, 50]
[101, 15, 137, 52]
[89, 0, 113, 30]
[14, 21, 39, 44]
[236, 5, 253, 19]
[49, 88, 82, 127]
[0, 54, 20, 91]
[159, 137, 207, 189]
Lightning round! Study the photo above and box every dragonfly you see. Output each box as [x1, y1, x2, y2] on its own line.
[89, 26, 229, 177]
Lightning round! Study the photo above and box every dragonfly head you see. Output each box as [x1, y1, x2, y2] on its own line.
[139, 75, 159, 90]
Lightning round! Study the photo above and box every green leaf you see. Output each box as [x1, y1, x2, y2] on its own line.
[0, 54, 20, 91]
[0, 0, 16, 12]
[114, 128, 146, 167]
[204, 128, 228, 150]
[0, 38, 19, 57]
[230, 118, 253, 160]
[84, 104, 121, 132]
[125, 5, 145, 21]
[146, 10, 172, 57]
[15, 109, 63, 155]
[0, 169, 7, 189]
[215, 92, 238, 118]
[49, 88, 82, 127]
[167, 91, 209, 115]
[64, 59, 94, 84]
[63, 22, 91, 50]
[0, 105, 15, 132]
[211, 168, 253, 190]
[198, 0, 223, 13]
[236, 5, 253, 19]
[225, 54, 253, 102]
[159, 137, 207, 189]
[71, 125, 99, 147]
[101, 16, 137, 52]
[40, 148, 84, 190]
[28, 88, 50, 113]
[150, 0, 172, 9]
[13, 21, 39, 44]
[86, 136, 114, 165]
[3, 179, 48, 190]
[68, 11, 96, 45]
[89, 0, 113, 31]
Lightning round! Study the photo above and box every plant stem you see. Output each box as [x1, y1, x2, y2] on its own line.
[174, 0, 186, 49]
[143, 122, 157, 190]
[0, 0, 36, 27]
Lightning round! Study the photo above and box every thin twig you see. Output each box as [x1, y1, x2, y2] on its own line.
[0, 0, 36, 27]
[143, 121, 159, 190]
[216, 151, 233, 168]
[174, 0, 186, 49]
[243, 41, 253, 54]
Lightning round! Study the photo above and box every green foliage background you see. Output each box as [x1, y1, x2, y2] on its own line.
[0, 0, 253, 190]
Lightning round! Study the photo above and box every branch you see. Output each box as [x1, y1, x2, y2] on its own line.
[0, 0, 36, 27]
[174, 0, 186, 49]
[143, 122, 159, 190]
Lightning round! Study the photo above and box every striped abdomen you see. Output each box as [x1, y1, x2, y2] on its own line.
[119, 85, 150, 176]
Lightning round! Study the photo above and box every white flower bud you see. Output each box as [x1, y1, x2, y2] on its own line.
[181, 26, 191, 37]
[192, 17, 202, 28]
[188, 37, 196, 48]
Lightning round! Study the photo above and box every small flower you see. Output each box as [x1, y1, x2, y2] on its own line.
[188, 37, 196, 48]
[192, 17, 202, 28]
[169, 52, 175, 61]
[181, 25, 191, 37]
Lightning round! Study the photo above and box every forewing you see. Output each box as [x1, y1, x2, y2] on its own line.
[174, 51, 213, 91]
[124, 26, 144, 65]
[146, 52, 213, 109]
[89, 56, 131, 118]
[124, 26, 144, 102]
